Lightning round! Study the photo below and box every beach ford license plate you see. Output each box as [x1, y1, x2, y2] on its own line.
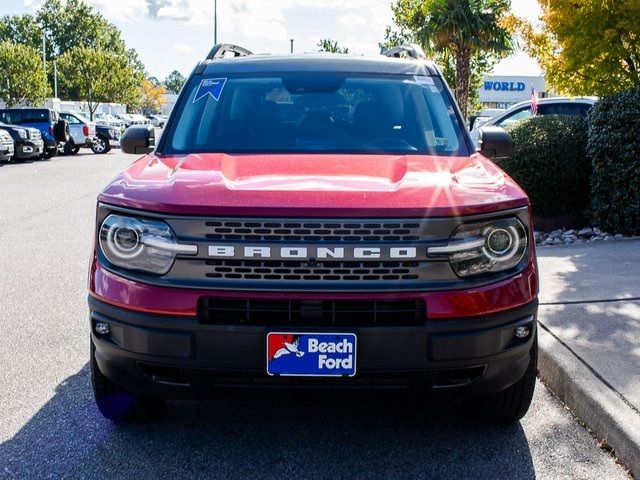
[266, 332, 357, 377]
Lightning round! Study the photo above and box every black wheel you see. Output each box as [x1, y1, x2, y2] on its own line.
[91, 135, 111, 154]
[91, 340, 164, 422]
[42, 147, 57, 159]
[469, 335, 537, 423]
[63, 140, 77, 155]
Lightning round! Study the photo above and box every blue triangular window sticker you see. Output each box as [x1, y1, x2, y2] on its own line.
[193, 78, 227, 103]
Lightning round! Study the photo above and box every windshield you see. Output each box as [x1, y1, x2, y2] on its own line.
[0, 109, 52, 124]
[161, 73, 470, 156]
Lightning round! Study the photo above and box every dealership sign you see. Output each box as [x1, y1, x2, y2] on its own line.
[484, 81, 526, 92]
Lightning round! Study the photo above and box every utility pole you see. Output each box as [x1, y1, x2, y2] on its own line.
[53, 59, 58, 98]
[214, 0, 218, 44]
[42, 34, 46, 76]
[290, 39, 294, 54]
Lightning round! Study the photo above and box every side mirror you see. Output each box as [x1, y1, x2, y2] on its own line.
[477, 126, 513, 160]
[121, 125, 155, 154]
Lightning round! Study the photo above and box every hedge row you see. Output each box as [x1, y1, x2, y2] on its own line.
[493, 87, 640, 234]
[587, 87, 640, 235]
[496, 115, 591, 217]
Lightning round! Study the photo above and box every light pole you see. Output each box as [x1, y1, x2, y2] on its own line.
[290, 39, 294, 54]
[42, 34, 46, 76]
[53, 59, 58, 98]
[214, 0, 217, 44]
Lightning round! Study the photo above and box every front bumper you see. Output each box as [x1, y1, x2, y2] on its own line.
[15, 140, 43, 159]
[0, 147, 14, 160]
[90, 295, 538, 399]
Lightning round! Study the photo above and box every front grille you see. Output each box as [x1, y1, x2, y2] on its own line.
[198, 298, 426, 326]
[103, 208, 529, 291]
[1, 134, 12, 149]
[204, 220, 422, 242]
[204, 259, 421, 281]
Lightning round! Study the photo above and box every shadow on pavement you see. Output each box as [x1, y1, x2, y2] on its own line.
[0, 364, 536, 480]
[538, 242, 640, 410]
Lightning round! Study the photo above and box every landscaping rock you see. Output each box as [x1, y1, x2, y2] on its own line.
[578, 227, 595, 238]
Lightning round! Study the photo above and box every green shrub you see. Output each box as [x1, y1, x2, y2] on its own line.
[588, 87, 640, 235]
[495, 115, 590, 217]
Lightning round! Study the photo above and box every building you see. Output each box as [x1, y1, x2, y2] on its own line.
[477, 75, 546, 111]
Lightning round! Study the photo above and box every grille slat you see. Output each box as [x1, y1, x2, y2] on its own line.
[198, 298, 426, 326]
[203, 259, 426, 282]
[203, 219, 423, 242]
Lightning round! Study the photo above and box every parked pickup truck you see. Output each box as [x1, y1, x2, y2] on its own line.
[91, 124, 120, 154]
[59, 112, 97, 155]
[89, 43, 539, 424]
[0, 108, 66, 159]
[0, 129, 14, 161]
[0, 122, 43, 161]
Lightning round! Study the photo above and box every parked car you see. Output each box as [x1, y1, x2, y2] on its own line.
[0, 108, 67, 158]
[469, 97, 597, 146]
[59, 112, 97, 155]
[90, 43, 539, 424]
[146, 114, 166, 127]
[94, 113, 126, 131]
[129, 114, 151, 125]
[0, 122, 44, 161]
[91, 124, 120, 154]
[113, 113, 134, 127]
[0, 129, 14, 162]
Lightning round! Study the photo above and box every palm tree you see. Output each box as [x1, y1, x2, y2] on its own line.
[396, 0, 513, 119]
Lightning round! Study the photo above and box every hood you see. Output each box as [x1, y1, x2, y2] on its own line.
[98, 153, 528, 217]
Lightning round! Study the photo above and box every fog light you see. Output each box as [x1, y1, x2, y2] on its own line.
[95, 321, 110, 335]
[515, 325, 531, 339]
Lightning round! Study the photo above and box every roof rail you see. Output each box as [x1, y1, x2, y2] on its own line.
[381, 44, 427, 60]
[206, 43, 253, 60]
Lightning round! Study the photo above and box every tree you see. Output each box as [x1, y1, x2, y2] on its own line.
[57, 47, 140, 119]
[506, 1, 640, 97]
[0, 14, 42, 48]
[0, 0, 144, 97]
[163, 70, 187, 94]
[140, 79, 166, 114]
[385, 0, 513, 118]
[0, 42, 49, 107]
[36, 0, 126, 58]
[317, 39, 349, 54]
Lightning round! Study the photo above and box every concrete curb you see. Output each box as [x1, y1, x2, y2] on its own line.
[537, 326, 640, 478]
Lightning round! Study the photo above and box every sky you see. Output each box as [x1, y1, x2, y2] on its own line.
[0, 0, 543, 80]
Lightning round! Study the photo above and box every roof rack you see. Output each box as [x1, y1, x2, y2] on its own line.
[206, 43, 253, 60]
[381, 44, 427, 60]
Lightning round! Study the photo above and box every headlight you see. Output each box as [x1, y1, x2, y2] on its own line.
[99, 214, 197, 275]
[428, 217, 527, 278]
[17, 129, 27, 139]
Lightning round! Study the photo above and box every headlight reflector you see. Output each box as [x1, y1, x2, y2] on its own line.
[99, 214, 196, 275]
[429, 218, 527, 278]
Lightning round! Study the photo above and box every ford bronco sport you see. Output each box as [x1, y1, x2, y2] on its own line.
[89, 44, 538, 423]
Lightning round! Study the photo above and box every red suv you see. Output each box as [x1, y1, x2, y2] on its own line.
[89, 44, 538, 423]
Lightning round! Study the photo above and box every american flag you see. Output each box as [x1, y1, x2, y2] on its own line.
[531, 85, 539, 115]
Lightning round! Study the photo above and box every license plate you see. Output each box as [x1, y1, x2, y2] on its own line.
[266, 332, 357, 377]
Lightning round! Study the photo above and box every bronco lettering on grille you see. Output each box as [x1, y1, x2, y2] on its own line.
[207, 245, 418, 260]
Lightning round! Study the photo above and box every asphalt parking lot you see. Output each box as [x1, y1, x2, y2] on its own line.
[0, 151, 631, 480]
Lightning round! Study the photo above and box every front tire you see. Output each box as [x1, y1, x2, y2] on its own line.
[91, 135, 111, 154]
[469, 335, 537, 423]
[42, 147, 57, 159]
[91, 340, 164, 422]
[62, 140, 77, 156]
